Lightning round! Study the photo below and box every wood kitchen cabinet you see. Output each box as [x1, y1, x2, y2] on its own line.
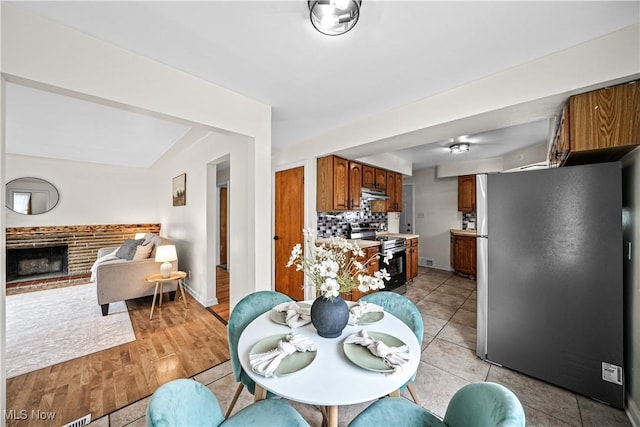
[549, 104, 570, 168]
[362, 165, 387, 190]
[458, 175, 476, 212]
[384, 171, 403, 212]
[346, 245, 380, 301]
[550, 80, 640, 166]
[406, 237, 419, 282]
[317, 155, 362, 211]
[371, 171, 402, 212]
[451, 232, 476, 277]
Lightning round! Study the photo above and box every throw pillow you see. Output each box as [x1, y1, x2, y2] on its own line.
[115, 238, 144, 260]
[132, 244, 153, 260]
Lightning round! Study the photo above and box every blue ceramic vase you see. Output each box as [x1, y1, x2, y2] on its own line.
[310, 295, 349, 338]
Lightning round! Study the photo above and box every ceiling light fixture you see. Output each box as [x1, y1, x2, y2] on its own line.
[309, 0, 362, 36]
[449, 143, 470, 154]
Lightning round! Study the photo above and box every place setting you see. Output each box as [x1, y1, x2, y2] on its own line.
[249, 333, 318, 378]
[342, 329, 413, 374]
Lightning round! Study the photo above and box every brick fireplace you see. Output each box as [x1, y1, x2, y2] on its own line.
[7, 245, 69, 283]
[6, 223, 160, 289]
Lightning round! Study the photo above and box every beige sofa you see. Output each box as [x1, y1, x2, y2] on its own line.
[95, 235, 178, 316]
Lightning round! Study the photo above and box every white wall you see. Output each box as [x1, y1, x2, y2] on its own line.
[1, 4, 273, 412]
[0, 74, 6, 427]
[622, 148, 640, 425]
[6, 154, 160, 227]
[154, 131, 253, 308]
[405, 168, 460, 270]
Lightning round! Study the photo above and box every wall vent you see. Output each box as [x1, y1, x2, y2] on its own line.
[62, 414, 91, 427]
[419, 257, 433, 267]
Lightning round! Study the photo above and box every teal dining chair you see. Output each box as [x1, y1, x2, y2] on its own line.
[360, 291, 424, 404]
[226, 290, 293, 417]
[348, 382, 526, 427]
[146, 378, 310, 427]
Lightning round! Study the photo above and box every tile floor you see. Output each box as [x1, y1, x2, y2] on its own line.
[91, 267, 632, 427]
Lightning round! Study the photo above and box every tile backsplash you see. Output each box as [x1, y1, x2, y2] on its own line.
[317, 200, 387, 238]
[462, 211, 477, 230]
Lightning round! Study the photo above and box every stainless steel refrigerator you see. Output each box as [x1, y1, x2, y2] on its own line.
[476, 162, 624, 409]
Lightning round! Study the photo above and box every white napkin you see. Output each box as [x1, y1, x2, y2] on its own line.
[348, 301, 384, 325]
[250, 333, 317, 378]
[344, 329, 412, 373]
[274, 302, 311, 328]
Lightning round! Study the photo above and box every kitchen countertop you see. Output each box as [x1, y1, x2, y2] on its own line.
[316, 237, 381, 249]
[450, 229, 477, 237]
[377, 232, 420, 239]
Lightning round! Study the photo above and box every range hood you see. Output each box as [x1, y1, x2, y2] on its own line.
[361, 187, 390, 200]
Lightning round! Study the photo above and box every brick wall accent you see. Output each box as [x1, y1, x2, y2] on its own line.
[6, 223, 161, 288]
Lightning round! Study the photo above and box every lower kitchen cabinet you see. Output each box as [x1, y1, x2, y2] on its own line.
[451, 232, 476, 277]
[406, 237, 418, 282]
[346, 245, 380, 301]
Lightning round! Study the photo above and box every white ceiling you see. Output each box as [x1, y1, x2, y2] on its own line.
[5, 1, 640, 170]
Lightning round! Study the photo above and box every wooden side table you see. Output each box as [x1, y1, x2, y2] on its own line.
[145, 271, 188, 319]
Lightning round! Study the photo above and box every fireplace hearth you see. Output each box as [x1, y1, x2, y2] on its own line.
[7, 245, 69, 283]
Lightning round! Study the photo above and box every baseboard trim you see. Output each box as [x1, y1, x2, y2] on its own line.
[181, 280, 218, 307]
[627, 393, 640, 427]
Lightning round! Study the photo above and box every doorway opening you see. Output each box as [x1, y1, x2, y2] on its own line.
[400, 183, 414, 234]
[211, 160, 230, 321]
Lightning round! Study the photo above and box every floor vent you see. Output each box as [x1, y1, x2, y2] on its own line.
[62, 414, 91, 427]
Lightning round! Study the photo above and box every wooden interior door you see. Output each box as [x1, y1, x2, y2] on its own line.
[219, 186, 228, 266]
[274, 167, 305, 300]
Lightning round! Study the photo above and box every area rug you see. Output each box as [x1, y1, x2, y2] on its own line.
[6, 282, 135, 378]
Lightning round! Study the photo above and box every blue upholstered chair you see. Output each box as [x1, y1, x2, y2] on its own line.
[226, 290, 293, 417]
[348, 382, 526, 427]
[360, 291, 424, 404]
[146, 378, 310, 427]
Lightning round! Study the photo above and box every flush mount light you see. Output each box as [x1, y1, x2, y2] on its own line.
[309, 0, 362, 36]
[449, 143, 470, 154]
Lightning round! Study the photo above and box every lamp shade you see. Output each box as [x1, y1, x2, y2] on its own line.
[155, 245, 177, 263]
[309, 0, 362, 36]
[155, 245, 177, 278]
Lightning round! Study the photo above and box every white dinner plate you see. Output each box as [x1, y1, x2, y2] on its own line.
[343, 332, 406, 373]
[269, 303, 311, 325]
[250, 334, 317, 376]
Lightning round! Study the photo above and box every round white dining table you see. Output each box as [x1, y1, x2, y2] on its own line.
[237, 301, 421, 427]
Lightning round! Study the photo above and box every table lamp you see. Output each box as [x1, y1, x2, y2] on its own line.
[155, 245, 177, 278]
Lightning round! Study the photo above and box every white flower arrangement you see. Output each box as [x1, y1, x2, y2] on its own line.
[287, 228, 392, 300]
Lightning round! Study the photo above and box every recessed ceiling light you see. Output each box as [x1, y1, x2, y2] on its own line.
[449, 143, 470, 154]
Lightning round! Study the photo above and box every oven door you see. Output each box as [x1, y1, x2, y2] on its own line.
[380, 248, 406, 290]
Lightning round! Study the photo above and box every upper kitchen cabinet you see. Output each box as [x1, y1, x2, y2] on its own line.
[384, 171, 403, 212]
[317, 155, 361, 211]
[362, 165, 387, 190]
[458, 175, 476, 212]
[550, 80, 640, 167]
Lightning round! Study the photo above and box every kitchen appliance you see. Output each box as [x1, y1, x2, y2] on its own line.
[349, 223, 407, 293]
[361, 187, 390, 201]
[476, 162, 624, 408]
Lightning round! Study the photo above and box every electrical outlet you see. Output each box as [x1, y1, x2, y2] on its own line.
[187, 270, 192, 278]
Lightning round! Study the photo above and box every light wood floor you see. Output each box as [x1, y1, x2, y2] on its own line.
[211, 266, 230, 322]
[6, 290, 230, 427]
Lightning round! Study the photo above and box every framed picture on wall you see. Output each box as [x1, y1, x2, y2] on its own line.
[172, 173, 186, 206]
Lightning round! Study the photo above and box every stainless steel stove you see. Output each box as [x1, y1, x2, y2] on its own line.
[349, 223, 407, 293]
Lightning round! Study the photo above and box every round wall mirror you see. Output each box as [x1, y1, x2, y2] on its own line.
[6, 177, 60, 215]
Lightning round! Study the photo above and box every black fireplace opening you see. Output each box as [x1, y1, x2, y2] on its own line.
[6, 245, 69, 283]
